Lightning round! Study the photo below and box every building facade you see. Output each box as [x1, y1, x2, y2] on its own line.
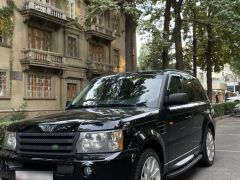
[0, 0, 135, 115]
[197, 64, 240, 103]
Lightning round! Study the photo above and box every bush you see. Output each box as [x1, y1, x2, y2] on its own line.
[213, 102, 238, 118]
[9, 102, 28, 121]
[0, 120, 14, 149]
[0, 103, 28, 149]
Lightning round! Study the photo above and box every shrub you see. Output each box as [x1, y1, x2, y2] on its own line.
[0, 120, 14, 149]
[9, 102, 28, 121]
[213, 102, 238, 117]
[0, 102, 28, 149]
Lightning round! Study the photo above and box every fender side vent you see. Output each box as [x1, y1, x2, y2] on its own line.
[156, 121, 166, 134]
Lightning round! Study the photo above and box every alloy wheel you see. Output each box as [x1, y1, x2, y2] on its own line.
[141, 156, 161, 180]
[206, 131, 215, 162]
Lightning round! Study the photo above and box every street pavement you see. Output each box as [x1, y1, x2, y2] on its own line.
[172, 116, 240, 180]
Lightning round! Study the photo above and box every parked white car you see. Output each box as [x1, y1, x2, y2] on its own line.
[227, 96, 240, 102]
[233, 103, 240, 116]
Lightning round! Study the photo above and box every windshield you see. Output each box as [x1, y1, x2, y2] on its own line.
[71, 74, 162, 108]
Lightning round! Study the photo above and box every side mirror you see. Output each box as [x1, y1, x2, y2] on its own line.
[165, 93, 189, 106]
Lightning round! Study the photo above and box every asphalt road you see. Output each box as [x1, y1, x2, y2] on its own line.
[172, 116, 240, 180]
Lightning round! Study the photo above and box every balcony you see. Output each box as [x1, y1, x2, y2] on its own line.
[20, 49, 65, 71]
[21, 0, 68, 27]
[86, 25, 115, 41]
[87, 61, 114, 74]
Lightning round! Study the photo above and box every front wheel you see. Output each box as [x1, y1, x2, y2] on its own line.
[132, 149, 162, 180]
[200, 128, 215, 166]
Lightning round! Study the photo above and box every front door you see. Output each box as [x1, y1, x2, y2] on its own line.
[165, 75, 195, 169]
[67, 83, 78, 101]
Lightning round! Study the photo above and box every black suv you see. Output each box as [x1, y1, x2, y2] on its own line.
[0, 70, 215, 180]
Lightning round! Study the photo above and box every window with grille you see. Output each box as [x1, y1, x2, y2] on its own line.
[68, 37, 78, 57]
[67, 83, 78, 101]
[0, 71, 6, 97]
[68, 0, 75, 19]
[89, 43, 104, 63]
[113, 49, 120, 66]
[28, 27, 51, 51]
[27, 74, 52, 98]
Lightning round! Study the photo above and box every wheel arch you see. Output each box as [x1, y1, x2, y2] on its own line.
[207, 121, 215, 138]
[128, 126, 167, 175]
[142, 139, 165, 164]
[135, 135, 167, 175]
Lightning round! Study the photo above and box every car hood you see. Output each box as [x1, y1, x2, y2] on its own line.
[8, 107, 157, 133]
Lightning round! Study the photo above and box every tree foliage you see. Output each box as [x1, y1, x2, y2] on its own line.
[0, 0, 14, 36]
[83, 0, 240, 99]
[137, 0, 240, 100]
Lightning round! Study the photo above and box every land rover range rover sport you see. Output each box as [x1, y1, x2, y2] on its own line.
[0, 70, 215, 180]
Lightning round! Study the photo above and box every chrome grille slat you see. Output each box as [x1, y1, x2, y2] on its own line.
[17, 132, 77, 157]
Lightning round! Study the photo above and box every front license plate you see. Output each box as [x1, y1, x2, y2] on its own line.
[16, 171, 53, 180]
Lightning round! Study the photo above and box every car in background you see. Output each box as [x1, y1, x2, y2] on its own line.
[227, 96, 240, 102]
[233, 103, 240, 116]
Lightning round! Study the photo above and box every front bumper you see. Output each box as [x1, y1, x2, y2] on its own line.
[0, 150, 134, 180]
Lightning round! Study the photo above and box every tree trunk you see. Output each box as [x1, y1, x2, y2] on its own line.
[192, 7, 197, 77]
[173, 0, 184, 70]
[125, 13, 136, 72]
[162, 0, 171, 70]
[206, 24, 213, 101]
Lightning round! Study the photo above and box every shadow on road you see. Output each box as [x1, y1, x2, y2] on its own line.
[170, 166, 207, 180]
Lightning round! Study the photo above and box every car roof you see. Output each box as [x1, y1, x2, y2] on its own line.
[98, 69, 194, 79]
[133, 69, 193, 76]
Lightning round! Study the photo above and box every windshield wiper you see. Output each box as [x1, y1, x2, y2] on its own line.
[70, 102, 147, 109]
[95, 103, 135, 107]
[70, 104, 98, 109]
[95, 102, 147, 108]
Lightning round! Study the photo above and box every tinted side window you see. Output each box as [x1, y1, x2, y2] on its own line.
[181, 76, 195, 102]
[192, 79, 208, 101]
[168, 76, 183, 95]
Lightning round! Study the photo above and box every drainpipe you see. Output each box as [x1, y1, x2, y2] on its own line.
[234, 73, 236, 93]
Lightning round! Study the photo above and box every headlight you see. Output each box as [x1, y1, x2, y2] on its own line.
[4, 131, 16, 151]
[76, 130, 123, 153]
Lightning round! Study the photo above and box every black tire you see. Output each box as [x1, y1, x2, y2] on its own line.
[131, 148, 162, 180]
[200, 128, 215, 166]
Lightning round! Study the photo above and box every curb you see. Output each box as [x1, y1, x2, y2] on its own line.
[215, 115, 231, 121]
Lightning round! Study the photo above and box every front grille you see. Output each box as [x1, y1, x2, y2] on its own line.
[17, 132, 77, 157]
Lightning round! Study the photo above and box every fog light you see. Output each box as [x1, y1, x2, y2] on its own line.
[83, 166, 92, 176]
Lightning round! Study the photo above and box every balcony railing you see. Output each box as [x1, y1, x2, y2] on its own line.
[87, 24, 114, 37]
[87, 61, 114, 72]
[23, 0, 67, 20]
[21, 49, 65, 69]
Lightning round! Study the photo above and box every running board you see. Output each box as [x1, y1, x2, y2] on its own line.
[166, 154, 203, 179]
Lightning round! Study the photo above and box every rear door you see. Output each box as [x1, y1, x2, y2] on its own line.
[191, 78, 210, 147]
